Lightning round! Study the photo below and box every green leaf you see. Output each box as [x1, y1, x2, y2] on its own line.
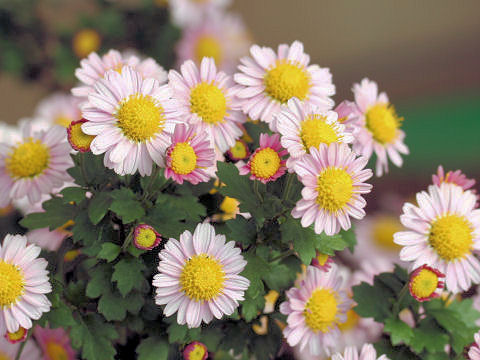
[339, 225, 356, 252]
[241, 292, 265, 322]
[98, 290, 127, 321]
[263, 258, 300, 291]
[97, 243, 121, 263]
[352, 280, 394, 322]
[109, 188, 145, 223]
[88, 193, 112, 225]
[410, 319, 449, 353]
[167, 322, 188, 344]
[136, 337, 169, 360]
[86, 264, 113, 299]
[384, 317, 414, 345]
[241, 253, 269, 298]
[226, 217, 257, 246]
[112, 258, 146, 297]
[20, 197, 77, 231]
[45, 303, 78, 328]
[72, 211, 97, 247]
[60, 187, 87, 204]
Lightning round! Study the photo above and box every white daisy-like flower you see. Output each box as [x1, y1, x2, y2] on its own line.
[168, 57, 246, 152]
[153, 223, 250, 328]
[81, 66, 181, 176]
[394, 183, 480, 293]
[332, 344, 390, 360]
[234, 41, 335, 130]
[34, 93, 82, 128]
[169, 0, 232, 28]
[0, 234, 52, 334]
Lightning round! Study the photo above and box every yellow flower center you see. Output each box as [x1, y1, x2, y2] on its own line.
[365, 103, 402, 144]
[136, 227, 157, 249]
[190, 83, 227, 124]
[170, 142, 197, 175]
[429, 214, 473, 261]
[372, 216, 403, 250]
[300, 115, 339, 151]
[410, 268, 439, 299]
[316, 167, 353, 213]
[0, 260, 25, 307]
[188, 344, 207, 360]
[6, 327, 27, 342]
[250, 148, 281, 180]
[46, 341, 69, 360]
[5, 139, 50, 179]
[229, 140, 248, 159]
[337, 308, 360, 332]
[303, 288, 338, 333]
[220, 196, 239, 216]
[69, 122, 95, 150]
[55, 115, 73, 128]
[116, 94, 165, 142]
[264, 61, 310, 104]
[315, 253, 330, 266]
[195, 36, 222, 66]
[180, 254, 225, 301]
[72, 29, 101, 58]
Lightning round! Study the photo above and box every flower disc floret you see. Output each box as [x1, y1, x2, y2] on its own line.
[316, 167, 354, 213]
[304, 288, 338, 332]
[190, 82, 227, 124]
[365, 103, 402, 144]
[428, 214, 473, 261]
[0, 261, 24, 308]
[408, 265, 445, 302]
[264, 61, 310, 103]
[300, 115, 339, 150]
[5, 139, 50, 179]
[170, 142, 197, 175]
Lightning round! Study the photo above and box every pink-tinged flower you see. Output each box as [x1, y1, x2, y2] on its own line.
[153, 223, 250, 328]
[234, 41, 335, 130]
[168, 57, 246, 152]
[183, 341, 208, 360]
[67, 119, 95, 152]
[164, 124, 216, 185]
[239, 133, 287, 183]
[34, 93, 82, 128]
[433, 165, 477, 198]
[394, 183, 480, 293]
[0, 122, 73, 207]
[408, 265, 445, 302]
[26, 220, 73, 252]
[0, 336, 41, 360]
[331, 344, 390, 360]
[0, 234, 51, 334]
[311, 252, 333, 272]
[292, 143, 373, 236]
[176, 11, 251, 73]
[133, 224, 162, 250]
[352, 78, 408, 177]
[334, 100, 361, 133]
[276, 98, 353, 170]
[4, 327, 27, 344]
[72, 49, 167, 98]
[469, 332, 480, 360]
[226, 139, 250, 162]
[34, 325, 76, 360]
[280, 265, 353, 356]
[169, 0, 231, 27]
[81, 66, 181, 176]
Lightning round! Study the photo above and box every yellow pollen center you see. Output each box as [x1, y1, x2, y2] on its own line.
[190, 83, 227, 124]
[264, 61, 310, 104]
[429, 214, 473, 261]
[180, 254, 225, 301]
[303, 288, 338, 333]
[229, 141, 248, 159]
[116, 94, 165, 142]
[365, 103, 402, 144]
[6, 327, 27, 342]
[0, 260, 25, 307]
[73, 29, 101, 58]
[69, 123, 95, 150]
[188, 344, 207, 360]
[46, 341, 69, 360]
[300, 115, 339, 151]
[316, 167, 353, 213]
[411, 269, 439, 299]
[315, 253, 330, 266]
[136, 228, 157, 248]
[195, 36, 222, 66]
[170, 142, 197, 175]
[372, 216, 403, 250]
[250, 148, 281, 180]
[5, 139, 50, 179]
[337, 308, 360, 332]
[55, 115, 73, 128]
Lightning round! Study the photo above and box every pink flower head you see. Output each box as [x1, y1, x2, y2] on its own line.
[4, 327, 27, 344]
[352, 78, 409, 177]
[34, 93, 82, 128]
[168, 57, 246, 152]
[331, 344, 390, 360]
[334, 100, 362, 133]
[67, 119, 95, 153]
[183, 341, 208, 360]
[133, 224, 162, 250]
[433, 165, 476, 192]
[226, 139, 250, 162]
[469, 332, 480, 360]
[311, 251, 333, 272]
[292, 143, 373, 235]
[408, 264, 445, 302]
[239, 133, 287, 184]
[169, 0, 232, 28]
[165, 124, 216, 185]
[34, 325, 76, 360]
[234, 41, 335, 131]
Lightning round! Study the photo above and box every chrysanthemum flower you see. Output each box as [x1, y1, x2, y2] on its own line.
[169, 0, 231, 27]
[292, 143, 373, 235]
[164, 124, 216, 185]
[234, 41, 335, 130]
[280, 265, 352, 356]
[352, 78, 408, 177]
[4, 326, 27, 344]
[311, 252, 333, 272]
[334, 100, 361, 133]
[0, 123, 73, 207]
[433, 165, 476, 192]
[239, 133, 287, 183]
[0, 336, 41, 360]
[276, 97, 353, 169]
[81, 66, 181, 176]
[226, 139, 250, 162]
[183, 341, 208, 360]
[72, 49, 168, 98]
[72, 28, 101, 58]
[408, 264, 445, 302]
[0, 234, 51, 334]
[34, 325, 76, 360]
[34, 93, 82, 128]
[468, 331, 480, 360]
[67, 119, 95, 152]
[27, 220, 74, 252]
[331, 344, 390, 360]
[168, 57, 246, 152]
[133, 224, 162, 251]
[394, 183, 480, 293]
[153, 223, 250, 328]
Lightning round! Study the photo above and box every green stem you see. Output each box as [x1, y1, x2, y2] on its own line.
[79, 153, 90, 187]
[281, 173, 295, 202]
[142, 165, 160, 201]
[15, 330, 30, 360]
[253, 181, 263, 203]
[270, 249, 295, 263]
[121, 229, 134, 251]
[393, 283, 409, 316]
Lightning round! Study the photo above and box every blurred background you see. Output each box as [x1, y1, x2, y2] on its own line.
[1, 0, 479, 196]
